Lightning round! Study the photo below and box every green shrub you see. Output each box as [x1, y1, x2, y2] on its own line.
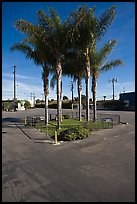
[63, 114, 71, 119]
[35, 104, 45, 108]
[24, 101, 31, 109]
[58, 127, 89, 141]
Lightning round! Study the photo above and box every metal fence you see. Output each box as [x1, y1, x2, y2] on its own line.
[97, 113, 120, 124]
[24, 115, 113, 130]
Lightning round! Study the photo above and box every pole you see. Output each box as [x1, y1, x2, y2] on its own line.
[112, 79, 115, 100]
[13, 65, 16, 111]
[109, 78, 118, 101]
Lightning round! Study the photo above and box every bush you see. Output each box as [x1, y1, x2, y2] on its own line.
[62, 102, 72, 109]
[24, 101, 31, 109]
[35, 103, 45, 108]
[63, 114, 71, 119]
[58, 127, 89, 141]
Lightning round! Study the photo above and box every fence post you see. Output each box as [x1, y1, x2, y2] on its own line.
[24, 117, 27, 126]
[32, 117, 34, 126]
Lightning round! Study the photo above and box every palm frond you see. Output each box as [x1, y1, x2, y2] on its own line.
[96, 39, 117, 65]
[15, 19, 37, 35]
[97, 6, 116, 39]
[50, 74, 57, 90]
[10, 42, 34, 59]
[100, 59, 124, 72]
[37, 10, 52, 31]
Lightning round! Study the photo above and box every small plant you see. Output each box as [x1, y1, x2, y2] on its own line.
[63, 114, 71, 119]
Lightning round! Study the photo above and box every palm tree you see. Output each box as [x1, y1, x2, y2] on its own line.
[10, 22, 55, 125]
[66, 5, 117, 122]
[90, 40, 124, 121]
[11, 8, 69, 129]
[50, 47, 86, 121]
[61, 42, 88, 121]
[37, 8, 70, 129]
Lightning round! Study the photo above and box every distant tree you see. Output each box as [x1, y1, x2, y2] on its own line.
[17, 100, 22, 103]
[63, 96, 69, 100]
[74, 97, 78, 101]
[24, 101, 31, 109]
[81, 95, 86, 100]
[36, 99, 41, 103]
[3, 101, 11, 111]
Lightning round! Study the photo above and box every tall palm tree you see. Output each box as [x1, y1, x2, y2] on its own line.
[11, 8, 69, 129]
[66, 5, 117, 122]
[90, 40, 124, 121]
[37, 8, 70, 129]
[10, 21, 55, 125]
[50, 48, 86, 121]
[63, 50, 86, 121]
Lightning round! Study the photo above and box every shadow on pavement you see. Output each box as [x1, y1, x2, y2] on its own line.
[2, 117, 22, 123]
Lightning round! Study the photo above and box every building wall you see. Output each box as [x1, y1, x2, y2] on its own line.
[119, 92, 135, 107]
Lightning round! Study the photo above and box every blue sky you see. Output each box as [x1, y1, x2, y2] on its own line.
[2, 2, 135, 101]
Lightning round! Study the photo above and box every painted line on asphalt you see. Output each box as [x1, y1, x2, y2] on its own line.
[113, 132, 135, 138]
[126, 131, 135, 135]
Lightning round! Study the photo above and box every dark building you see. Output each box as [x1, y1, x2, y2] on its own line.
[119, 92, 135, 110]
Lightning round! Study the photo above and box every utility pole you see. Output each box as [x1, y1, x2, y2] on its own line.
[109, 78, 118, 100]
[30, 93, 33, 101]
[33, 91, 35, 107]
[123, 87, 125, 93]
[13, 65, 16, 111]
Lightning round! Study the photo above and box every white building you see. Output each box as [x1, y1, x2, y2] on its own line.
[28, 97, 35, 107]
[17, 101, 25, 111]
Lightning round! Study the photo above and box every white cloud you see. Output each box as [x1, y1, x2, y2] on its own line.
[2, 78, 57, 100]
[3, 73, 40, 80]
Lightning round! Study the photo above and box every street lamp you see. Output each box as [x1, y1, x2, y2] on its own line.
[109, 78, 118, 100]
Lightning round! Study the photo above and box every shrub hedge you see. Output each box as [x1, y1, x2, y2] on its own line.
[58, 127, 89, 141]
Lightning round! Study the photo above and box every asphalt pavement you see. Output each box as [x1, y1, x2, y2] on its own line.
[2, 110, 135, 202]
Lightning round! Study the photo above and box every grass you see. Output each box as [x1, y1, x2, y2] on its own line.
[35, 118, 84, 137]
[35, 118, 113, 138]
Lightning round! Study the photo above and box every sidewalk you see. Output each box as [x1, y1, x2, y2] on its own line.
[16, 123, 54, 142]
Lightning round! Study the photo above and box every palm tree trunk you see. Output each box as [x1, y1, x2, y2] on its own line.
[85, 48, 90, 122]
[57, 58, 62, 129]
[92, 75, 97, 122]
[86, 77, 90, 121]
[43, 68, 49, 125]
[45, 94, 48, 125]
[60, 81, 62, 122]
[78, 76, 82, 121]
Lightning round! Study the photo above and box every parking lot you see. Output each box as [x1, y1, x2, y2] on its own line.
[2, 109, 135, 202]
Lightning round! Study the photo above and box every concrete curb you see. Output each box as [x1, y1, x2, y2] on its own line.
[120, 122, 128, 125]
